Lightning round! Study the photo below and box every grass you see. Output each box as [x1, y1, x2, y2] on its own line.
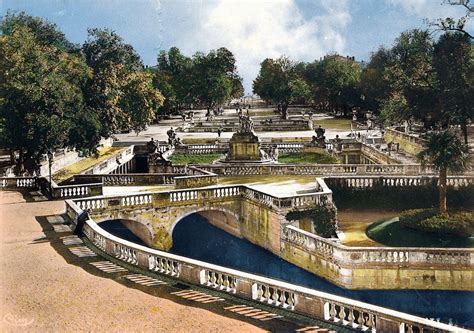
[248, 110, 276, 117]
[169, 153, 224, 164]
[53, 147, 125, 183]
[313, 118, 352, 130]
[278, 152, 339, 164]
[182, 138, 219, 144]
[366, 218, 474, 248]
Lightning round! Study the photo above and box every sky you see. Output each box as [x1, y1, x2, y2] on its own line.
[1, 0, 472, 93]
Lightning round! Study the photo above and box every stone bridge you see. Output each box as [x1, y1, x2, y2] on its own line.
[74, 179, 333, 253]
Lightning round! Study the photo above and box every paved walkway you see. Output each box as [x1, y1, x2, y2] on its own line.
[0, 191, 336, 332]
[0, 191, 266, 332]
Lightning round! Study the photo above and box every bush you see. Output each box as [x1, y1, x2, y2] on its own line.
[416, 213, 474, 237]
[400, 209, 474, 237]
[286, 203, 337, 238]
[399, 209, 438, 226]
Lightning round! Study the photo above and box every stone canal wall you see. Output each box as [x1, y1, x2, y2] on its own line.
[64, 199, 470, 332]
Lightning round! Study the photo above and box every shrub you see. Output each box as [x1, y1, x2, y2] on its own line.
[416, 213, 474, 237]
[286, 203, 337, 238]
[399, 209, 438, 226]
[400, 209, 474, 237]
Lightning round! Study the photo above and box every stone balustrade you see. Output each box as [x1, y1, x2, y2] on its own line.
[52, 182, 103, 199]
[283, 225, 474, 267]
[325, 176, 474, 189]
[73, 173, 179, 186]
[198, 163, 444, 176]
[0, 177, 37, 188]
[64, 199, 468, 333]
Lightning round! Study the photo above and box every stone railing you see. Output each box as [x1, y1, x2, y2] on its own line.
[197, 163, 441, 176]
[72, 173, 179, 186]
[174, 166, 218, 189]
[51, 181, 103, 199]
[282, 225, 474, 268]
[243, 178, 332, 211]
[0, 176, 37, 189]
[82, 146, 135, 175]
[71, 180, 330, 214]
[325, 176, 474, 189]
[384, 128, 426, 156]
[63, 200, 468, 333]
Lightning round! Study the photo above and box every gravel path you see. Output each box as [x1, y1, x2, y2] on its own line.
[0, 191, 264, 332]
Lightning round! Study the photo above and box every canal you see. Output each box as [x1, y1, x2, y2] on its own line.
[99, 216, 474, 329]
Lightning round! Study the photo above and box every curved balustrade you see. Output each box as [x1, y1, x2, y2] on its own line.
[148, 255, 180, 276]
[283, 225, 473, 267]
[64, 199, 467, 333]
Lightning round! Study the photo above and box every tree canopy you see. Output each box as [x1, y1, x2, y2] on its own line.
[0, 13, 164, 173]
[151, 47, 243, 113]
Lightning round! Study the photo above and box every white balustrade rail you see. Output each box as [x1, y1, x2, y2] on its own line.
[64, 199, 469, 333]
[283, 225, 474, 267]
[0, 177, 37, 188]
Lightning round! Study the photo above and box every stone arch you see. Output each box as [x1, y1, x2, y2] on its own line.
[170, 207, 242, 239]
[98, 218, 155, 247]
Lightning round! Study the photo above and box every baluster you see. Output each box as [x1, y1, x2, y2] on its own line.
[329, 303, 337, 321]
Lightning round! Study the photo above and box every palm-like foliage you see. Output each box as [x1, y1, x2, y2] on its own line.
[418, 130, 470, 213]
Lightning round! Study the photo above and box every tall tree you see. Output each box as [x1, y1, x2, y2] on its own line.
[360, 47, 393, 113]
[1, 11, 77, 51]
[418, 130, 470, 213]
[306, 55, 362, 116]
[433, 32, 474, 144]
[190, 47, 243, 111]
[0, 25, 91, 173]
[253, 57, 310, 119]
[381, 29, 440, 127]
[83, 28, 162, 135]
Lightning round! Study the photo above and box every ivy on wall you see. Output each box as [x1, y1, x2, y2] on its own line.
[286, 203, 338, 238]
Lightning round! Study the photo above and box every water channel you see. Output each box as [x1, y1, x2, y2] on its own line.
[100, 216, 473, 329]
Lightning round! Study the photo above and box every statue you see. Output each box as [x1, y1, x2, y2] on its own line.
[333, 134, 343, 152]
[147, 138, 159, 153]
[269, 145, 279, 161]
[238, 115, 254, 133]
[314, 125, 326, 148]
[148, 150, 171, 166]
[166, 127, 177, 145]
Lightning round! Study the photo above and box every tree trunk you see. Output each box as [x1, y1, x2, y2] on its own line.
[439, 167, 447, 214]
[461, 121, 468, 145]
[281, 101, 289, 120]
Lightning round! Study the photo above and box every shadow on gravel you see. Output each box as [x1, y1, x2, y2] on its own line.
[33, 214, 316, 333]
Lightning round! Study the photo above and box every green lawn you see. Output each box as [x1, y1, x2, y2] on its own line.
[53, 146, 126, 183]
[278, 152, 339, 164]
[169, 153, 223, 164]
[366, 218, 474, 248]
[313, 118, 352, 130]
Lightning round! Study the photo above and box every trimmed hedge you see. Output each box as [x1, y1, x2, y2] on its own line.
[399, 209, 438, 225]
[399, 209, 474, 237]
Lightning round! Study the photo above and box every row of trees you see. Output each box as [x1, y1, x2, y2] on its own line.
[150, 47, 244, 114]
[253, 31, 472, 143]
[0, 13, 244, 173]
